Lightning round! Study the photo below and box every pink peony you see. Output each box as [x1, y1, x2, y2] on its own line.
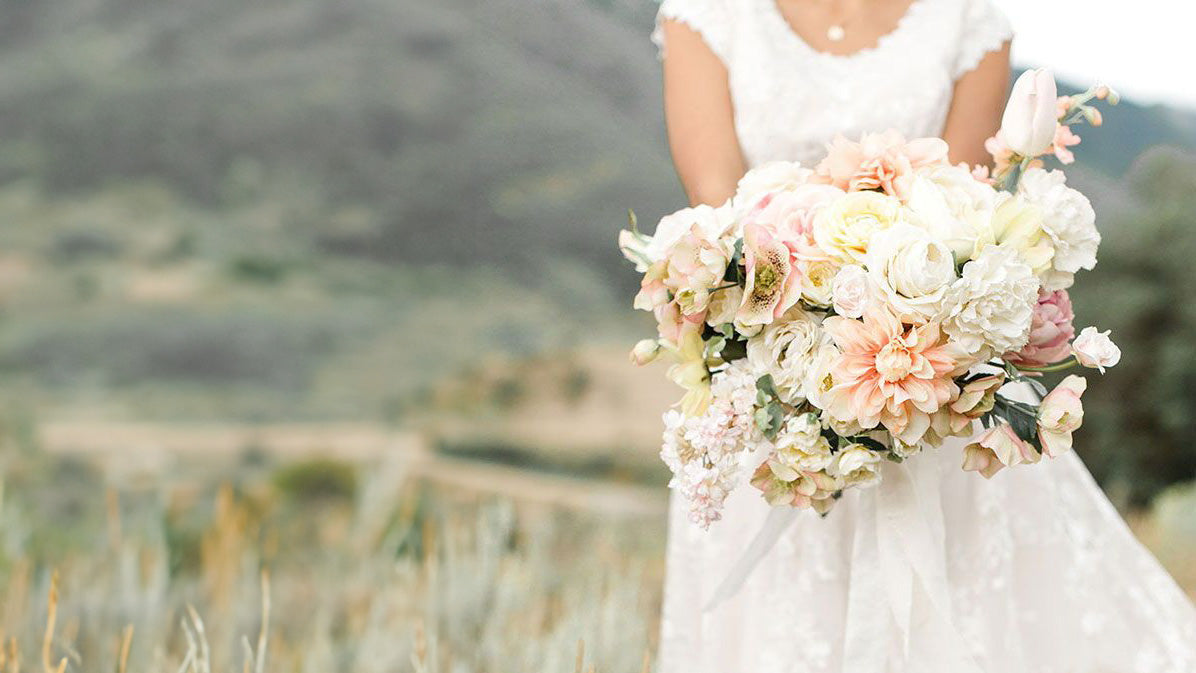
[812, 130, 949, 200]
[821, 307, 959, 445]
[1006, 289, 1076, 367]
[736, 222, 803, 327]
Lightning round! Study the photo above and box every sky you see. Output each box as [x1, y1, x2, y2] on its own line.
[1001, 0, 1193, 109]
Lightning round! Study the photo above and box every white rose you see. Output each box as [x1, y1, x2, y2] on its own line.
[746, 308, 825, 404]
[905, 164, 998, 262]
[813, 191, 905, 265]
[771, 413, 834, 476]
[830, 444, 883, 488]
[1018, 168, 1100, 290]
[646, 204, 736, 264]
[733, 161, 813, 210]
[831, 264, 872, 319]
[1071, 326, 1121, 373]
[939, 244, 1040, 359]
[864, 223, 957, 323]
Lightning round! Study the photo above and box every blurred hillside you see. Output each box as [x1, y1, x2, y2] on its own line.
[0, 0, 1193, 497]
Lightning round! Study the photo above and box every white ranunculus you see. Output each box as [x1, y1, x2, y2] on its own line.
[830, 264, 872, 319]
[813, 191, 905, 265]
[746, 307, 825, 404]
[905, 164, 998, 262]
[800, 259, 837, 307]
[771, 412, 834, 476]
[939, 244, 1040, 359]
[1018, 168, 1100, 290]
[865, 223, 957, 323]
[1001, 68, 1059, 157]
[830, 444, 883, 488]
[802, 341, 842, 410]
[645, 203, 736, 264]
[1072, 326, 1121, 373]
[733, 161, 813, 211]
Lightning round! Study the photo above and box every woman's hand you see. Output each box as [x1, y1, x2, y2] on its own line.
[943, 40, 1013, 167]
[660, 19, 748, 207]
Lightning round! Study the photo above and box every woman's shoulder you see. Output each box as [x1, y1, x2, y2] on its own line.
[653, 0, 744, 64]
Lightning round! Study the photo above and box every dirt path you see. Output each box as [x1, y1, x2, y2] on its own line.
[38, 421, 667, 517]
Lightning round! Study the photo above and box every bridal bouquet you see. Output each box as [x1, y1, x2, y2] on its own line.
[620, 70, 1122, 528]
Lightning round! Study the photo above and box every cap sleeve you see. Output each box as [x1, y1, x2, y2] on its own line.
[651, 0, 733, 65]
[952, 0, 1013, 79]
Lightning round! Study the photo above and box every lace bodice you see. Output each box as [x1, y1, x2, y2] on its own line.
[652, 0, 1012, 168]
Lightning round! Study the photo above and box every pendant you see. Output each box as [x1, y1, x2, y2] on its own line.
[827, 24, 845, 41]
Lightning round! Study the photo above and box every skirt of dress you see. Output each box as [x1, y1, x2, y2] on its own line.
[658, 437, 1196, 673]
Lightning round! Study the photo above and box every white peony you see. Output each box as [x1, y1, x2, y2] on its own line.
[733, 161, 813, 211]
[864, 222, 957, 323]
[771, 413, 834, 476]
[746, 307, 827, 404]
[905, 164, 999, 262]
[813, 191, 905, 265]
[1018, 168, 1100, 290]
[645, 203, 736, 264]
[1072, 326, 1121, 373]
[830, 264, 873, 319]
[939, 244, 1040, 359]
[830, 444, 883, 488]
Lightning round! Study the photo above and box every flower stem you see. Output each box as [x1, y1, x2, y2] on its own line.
[1015, 357, 1078, 373]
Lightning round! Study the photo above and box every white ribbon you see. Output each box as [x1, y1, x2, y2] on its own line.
[703, 506, 799, 611]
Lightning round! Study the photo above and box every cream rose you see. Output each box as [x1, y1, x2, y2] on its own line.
[812, 191, 905, 264]
[865, 222, 957, 323]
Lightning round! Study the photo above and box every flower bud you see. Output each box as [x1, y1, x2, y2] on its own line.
[1082, 107, 1103, 127]
[629, 339, 662, 366]
[1000, 69, 1059, 157]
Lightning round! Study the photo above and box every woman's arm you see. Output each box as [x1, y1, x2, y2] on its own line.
[660, 19, 747, 207]
[942, 41, 1012, 167]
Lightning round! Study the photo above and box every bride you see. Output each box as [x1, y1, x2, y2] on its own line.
[651, 0, 1196, 671]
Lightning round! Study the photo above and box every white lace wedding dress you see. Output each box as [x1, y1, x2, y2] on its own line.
[652, 1, 1196, 671]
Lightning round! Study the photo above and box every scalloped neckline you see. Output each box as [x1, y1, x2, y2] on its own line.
[763, 0, 931, 61]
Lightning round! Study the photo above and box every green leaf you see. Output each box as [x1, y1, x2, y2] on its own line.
[848, 435, 888, 454]
[756, 374, 779, 400]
